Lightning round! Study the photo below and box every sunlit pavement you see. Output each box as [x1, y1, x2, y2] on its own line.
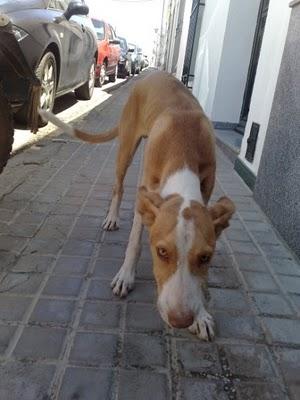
[0, 70, 299, 399]
[12, 77, 127, 154]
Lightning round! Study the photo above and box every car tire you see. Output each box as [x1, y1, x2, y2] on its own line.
[0, 85, 14, 174]
[75, 60, 96, 100]
[95, 63, 106, 87]
[118, 62, 128, 79]
[108, 65, 118, 83]
[119, 66, 127, 79]
[131, 63, 135, 75]
[15, 51, 57, 128]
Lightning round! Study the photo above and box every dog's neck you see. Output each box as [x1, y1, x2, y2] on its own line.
[160, 167, 203, 205]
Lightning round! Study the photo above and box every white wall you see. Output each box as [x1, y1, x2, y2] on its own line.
[166, 0, 179, 72]
[238, 0, 292, 175]
[175, 0, 193, 79]
[192, 0, 260, 122]
[192, 0, 231, 117]
[211, 0, 260, 122]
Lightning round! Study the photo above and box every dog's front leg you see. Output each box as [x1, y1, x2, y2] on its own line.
[188, 290, 215, 341]
[188, 308, 215, 341]
[111, 211, 143, 297]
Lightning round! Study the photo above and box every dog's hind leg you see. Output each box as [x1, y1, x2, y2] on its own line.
[111, 211, 143, 296]
[102, 134, 142, 231]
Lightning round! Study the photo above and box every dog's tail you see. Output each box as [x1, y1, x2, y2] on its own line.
[38, 109, 119, 143]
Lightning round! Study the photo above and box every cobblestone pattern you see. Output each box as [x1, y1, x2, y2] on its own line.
[0, 74, 299, 400]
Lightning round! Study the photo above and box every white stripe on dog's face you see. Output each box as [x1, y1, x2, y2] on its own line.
[157, 201, 206, 326]
[158, 172, 207, 325]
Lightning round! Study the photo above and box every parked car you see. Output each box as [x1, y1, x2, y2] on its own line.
[129, 43, 143, 75]
[117, 36, 133, 79]
[0, 0, 98, 128]
[92, 18, 120, 87]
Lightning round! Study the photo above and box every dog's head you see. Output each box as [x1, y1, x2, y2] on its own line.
[138, 187, 235, 329]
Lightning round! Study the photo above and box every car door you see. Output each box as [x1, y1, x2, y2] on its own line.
[106, 24, 115, 74]
[48, 0, 85, 90]
[70, 13, 94, 84]
[110, 25, 120, 68]
[83, 15, 97, 71]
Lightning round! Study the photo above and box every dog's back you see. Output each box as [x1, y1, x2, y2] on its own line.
[132, 71, 202, 129]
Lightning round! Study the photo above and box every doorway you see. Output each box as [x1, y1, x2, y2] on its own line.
[237, 0, 270, 133]
[182, 0, 205, 89]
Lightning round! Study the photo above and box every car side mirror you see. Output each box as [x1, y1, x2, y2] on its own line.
[109, 39, 120, 45]
[64, 1, 89, 20]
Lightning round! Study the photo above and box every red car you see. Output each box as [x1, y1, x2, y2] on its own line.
[92, 18, 120, 87]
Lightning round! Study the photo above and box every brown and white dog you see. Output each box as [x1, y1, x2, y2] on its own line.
[39, 71, 235, 340]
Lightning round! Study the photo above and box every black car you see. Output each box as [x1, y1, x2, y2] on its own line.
[128, 43, 142, 75]
[117, 36, 133, 79]
[0, 0, 98, 127]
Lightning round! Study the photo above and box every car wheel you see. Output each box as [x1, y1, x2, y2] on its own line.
[15, 51, 57, 128]
[0, 84, 14, 174]
[37, 52, 57, 114]
[108, 65, 118, 82]
[131, 63, 135, 75]
[125, 61, 130, 78]
[120, 63, 128, 79]
[95, 63, 106, 87]
[75, 60, 96, 100]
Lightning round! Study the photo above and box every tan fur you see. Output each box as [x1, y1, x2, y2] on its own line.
[138, 193, 183, 291]
[49, 71, 236, 332]
[40, 71, 235, 334]
[74, 126, 118, 143]
[68, 71, 216, 205]
[138, 193, 218, 288]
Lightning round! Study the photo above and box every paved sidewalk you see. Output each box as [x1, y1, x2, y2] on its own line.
[0, 73, 299, 400]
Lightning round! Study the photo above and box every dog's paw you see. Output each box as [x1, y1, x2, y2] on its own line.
[188, 310, 215, 341]
[111, 266, 135, 297]
[102, 214, 119, 231]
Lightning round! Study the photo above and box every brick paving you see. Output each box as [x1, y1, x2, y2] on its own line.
[0, 73, 299, 400]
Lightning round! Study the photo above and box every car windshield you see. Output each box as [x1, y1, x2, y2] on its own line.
[118, 38, 127, 51]
[91, 18, 105, 40]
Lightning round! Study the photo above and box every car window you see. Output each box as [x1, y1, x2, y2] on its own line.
[110, 25, 117, 40]
[92, 19, 105, 40]
[48, 0, 69, 11]
[107, 25, 113, 41]
[118, 38, 127, 51]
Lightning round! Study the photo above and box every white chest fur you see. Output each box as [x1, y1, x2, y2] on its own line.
[160, 167, 202, 204]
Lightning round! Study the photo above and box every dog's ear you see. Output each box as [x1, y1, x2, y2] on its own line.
[209, 197, 235, 237]
[137, 186, 164, 227]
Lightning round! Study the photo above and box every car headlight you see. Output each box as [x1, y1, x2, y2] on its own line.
[12, 25, 28, 42]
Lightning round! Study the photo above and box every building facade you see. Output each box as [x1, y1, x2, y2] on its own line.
[160, 0, 300, 257]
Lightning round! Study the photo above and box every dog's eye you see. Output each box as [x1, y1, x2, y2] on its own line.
[157, 247, 169, 260]
[199, 254, 211, 264]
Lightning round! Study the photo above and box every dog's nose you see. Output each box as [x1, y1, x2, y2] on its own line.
[168, 312, 194, 329]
